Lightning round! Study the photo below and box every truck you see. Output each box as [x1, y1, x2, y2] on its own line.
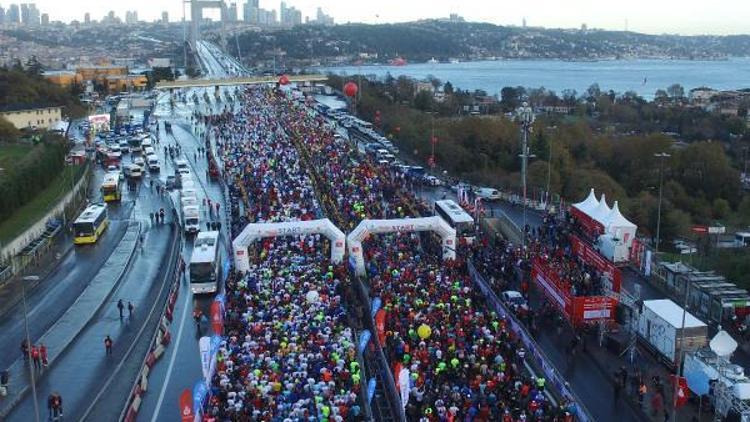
[636, 299, 708, 368]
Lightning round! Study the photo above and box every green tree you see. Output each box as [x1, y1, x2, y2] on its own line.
[443, 81, 454, 95]
[500, 86, 520, 111]
[413, 90, 433, 111]
[667, 83, 685, 100]
[0, 117, 20, 142]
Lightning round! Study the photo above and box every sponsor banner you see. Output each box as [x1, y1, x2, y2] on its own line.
[192, 380, 208, 417]
[199, 337, 211, 384]
[358, 330, 371, 355]
[210, 301, 223, 335]
[569, 234, 622, 292]
[570, 206, 604, 237]
[398, 368, 410, 410]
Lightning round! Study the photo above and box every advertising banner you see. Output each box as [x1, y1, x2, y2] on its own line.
[199, 337, 211, 384]
[210, 301, 223, 335]
[179, 388, 194, 422]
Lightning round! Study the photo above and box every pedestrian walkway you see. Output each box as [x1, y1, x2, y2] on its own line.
[0, 221, 140, 419]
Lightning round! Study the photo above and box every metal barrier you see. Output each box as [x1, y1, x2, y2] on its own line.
[467, 261, 594, 422]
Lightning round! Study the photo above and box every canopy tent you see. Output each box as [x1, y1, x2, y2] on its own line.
[589, 194, 612, 224]
[602, 201, 637, 246]
[572, 189, 599, 215]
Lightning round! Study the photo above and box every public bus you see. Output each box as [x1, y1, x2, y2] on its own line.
[434, 199, 475, 244]
[189, 231, 221, 294]
[73, 203, 109, 244]
[100, 172, 122, 202]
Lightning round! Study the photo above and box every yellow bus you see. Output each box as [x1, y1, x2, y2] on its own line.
[73, 203, 109, 245]
[100, 172, 122, 202]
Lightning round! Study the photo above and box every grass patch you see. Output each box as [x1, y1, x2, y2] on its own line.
[0, 165, 85, 244]
[0, 143, 33, 171]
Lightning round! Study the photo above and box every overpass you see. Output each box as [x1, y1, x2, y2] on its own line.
[154, 74, 328, 90]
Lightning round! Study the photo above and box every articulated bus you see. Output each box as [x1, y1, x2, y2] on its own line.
[100, 172, 122, 202]
[73, 203, 109, 245]
[189, 231, 221, 294]
[434, 199, 476, 244]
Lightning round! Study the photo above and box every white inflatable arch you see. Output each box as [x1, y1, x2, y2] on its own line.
[347, 217, 457, 276]
[232, 218, 346, 272]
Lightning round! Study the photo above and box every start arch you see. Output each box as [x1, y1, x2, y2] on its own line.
[232, 219, 346, 273]
[347, 217, 456, 276]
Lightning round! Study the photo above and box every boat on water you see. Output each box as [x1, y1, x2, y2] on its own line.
[427, 57, 438, 64]
[389, 57, 407, 66]
[449, 58, 460, 64]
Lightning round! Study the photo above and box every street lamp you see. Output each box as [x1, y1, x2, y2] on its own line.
[22, 275, 41, 422]
[516, 102, 535, 249]
[654, 152, 671, 253]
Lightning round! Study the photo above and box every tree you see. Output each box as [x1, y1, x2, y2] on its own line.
[0, 117, 20, 142]
[500, 86, 520, 111]
[586, 83, 601, 101]
[443, 81, 454, 95]
[654, 89, 669, 103]
[667, 83, 685, 100]
[25, 56, 43, 77]
[561, 89, 578, 106]
[413, 90, 433, 111]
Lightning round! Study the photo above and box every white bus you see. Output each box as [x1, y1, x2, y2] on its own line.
[190, 231, 221, 294]
[434, 199, 475, 243]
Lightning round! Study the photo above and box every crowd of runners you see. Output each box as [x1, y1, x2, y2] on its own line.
[199, 85, 578, 421]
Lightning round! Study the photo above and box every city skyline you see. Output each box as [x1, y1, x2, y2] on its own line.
[0, 0, 748, 35]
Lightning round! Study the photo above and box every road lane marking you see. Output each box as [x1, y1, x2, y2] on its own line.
[150, 282, 191, 421]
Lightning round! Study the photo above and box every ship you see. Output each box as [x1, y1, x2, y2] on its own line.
[427, 57, 438, 64]
[389, 57, 407, 66]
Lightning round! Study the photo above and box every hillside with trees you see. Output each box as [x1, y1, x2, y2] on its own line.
[327, 74, 750, 244]
[0, 59, 85, 119]
[229, 20, 750, 67]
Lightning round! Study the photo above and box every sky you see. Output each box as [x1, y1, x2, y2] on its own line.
[15, 0, 750, 36]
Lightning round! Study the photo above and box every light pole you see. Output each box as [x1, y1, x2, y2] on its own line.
[654, 152, 671, 253]
[22, 275, 41, 422]
[545, 133, 552, 208]
[517, 102, 535, 249]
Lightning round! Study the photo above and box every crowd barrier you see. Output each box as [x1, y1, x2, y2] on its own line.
[467, 261, 594, 422]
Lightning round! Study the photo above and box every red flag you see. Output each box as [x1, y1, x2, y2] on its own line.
[671, 375, 689, 407]
[179, 388, 194, 422]
[210, 301, 223, 335]
[375, 309, 387, 345]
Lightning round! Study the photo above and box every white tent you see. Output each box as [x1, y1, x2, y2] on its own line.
[603, 201, 637, 245]
[590, 194, 612, 224]
[710, 330, 738, 357]
[572, 189, 599, 215]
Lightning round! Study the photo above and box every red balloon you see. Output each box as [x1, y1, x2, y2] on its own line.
[344, 82, 358, 97]
[279, 75, 290, 85]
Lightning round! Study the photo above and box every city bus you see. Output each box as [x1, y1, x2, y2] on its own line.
[189, 231, 221, 294]
[100, 172, 122, 202]
[434, 199, 475, 244]
[73, 203, 109, 244]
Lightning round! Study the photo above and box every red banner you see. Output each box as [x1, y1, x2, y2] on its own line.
[210, 301, 223, 336]
[532, 258, 617, 325]
[671, 375, 689, 407]
[374, 309, 387, 345]
[569, 235, 622, 293]
[179, 388, 194, 422]
[570, 206, 604, 238]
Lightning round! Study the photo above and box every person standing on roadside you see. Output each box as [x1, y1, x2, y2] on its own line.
[40, 343, 48, 367]
[104, 335, 113, 356]
[128, 301, 135, 319]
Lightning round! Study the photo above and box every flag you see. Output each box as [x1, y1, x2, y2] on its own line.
[671, 375, 689, 407]
[179, 389, 194, 422]
[210, 300, 223, 335]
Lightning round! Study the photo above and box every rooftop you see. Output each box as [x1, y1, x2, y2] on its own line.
[0, 103, 63, 113]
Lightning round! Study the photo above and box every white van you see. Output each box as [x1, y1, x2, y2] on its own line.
[143, 146, 155, 156]
[475, 187, 501, 201]
[175, 159, 189, 171]
[147, 155, 160, 171]
[181, 188, 198, 201]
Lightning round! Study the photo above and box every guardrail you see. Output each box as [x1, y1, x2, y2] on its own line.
[119, 224, 183, 422]
[467, 261, 594, 422]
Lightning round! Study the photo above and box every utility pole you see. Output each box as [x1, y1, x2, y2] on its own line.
[517, 102, 535, 249]
[545, 133, 552, 208]
[654, 152, 671, 253]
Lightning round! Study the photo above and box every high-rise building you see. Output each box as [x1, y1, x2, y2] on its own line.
[20, 3, 29, 25]
[40, 12, 48, 25]
[8, 4, 20, 24]
[311, 7, 333, 25]
[84, 12, 91, 24]
[0, 6, 5, 26]
[125, 10, 138, 25]
[161, 11, 169, 23]
[243, 0, 259, 23]
[279, 1, 301, 26]
[29, 3, 40, 26]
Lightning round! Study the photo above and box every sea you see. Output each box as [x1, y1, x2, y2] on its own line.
[319, 58, 750, 100]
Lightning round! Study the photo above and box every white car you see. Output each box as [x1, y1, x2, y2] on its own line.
[501, 290, 529, 312]
[133, 156, 146, 169]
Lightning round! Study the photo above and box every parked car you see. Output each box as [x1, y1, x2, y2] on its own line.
[423, 175, 443, 187]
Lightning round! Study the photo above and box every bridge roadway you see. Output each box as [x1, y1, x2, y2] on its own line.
[155, 74, 328, 90]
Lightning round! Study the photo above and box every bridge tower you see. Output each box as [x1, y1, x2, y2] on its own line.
[187, 0, 228, 49]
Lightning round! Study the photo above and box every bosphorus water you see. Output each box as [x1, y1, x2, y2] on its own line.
[321, 58, 750, 99]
